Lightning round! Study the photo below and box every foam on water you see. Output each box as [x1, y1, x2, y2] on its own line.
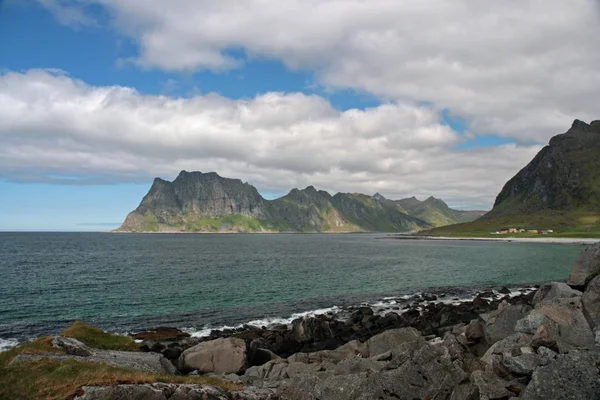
[183, 306, 341, 338]
[0, 338, 19, 352]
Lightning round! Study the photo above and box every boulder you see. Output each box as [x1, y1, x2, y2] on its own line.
[51, 336, 92, 357]
[470, 370, 513, 400]
[514, 297, 595, 352]
[449, 383, 479, 400]
[532, 282, 582, 305]
[567, 242, 600, 288]
[10, 349, 177, 375]
[74, 383, 278, 400]
[291, 317, 333, 343]
[465, 320, 485, 343]
[481, 333, 532, 366]
[365, 327, 424, 358]
[352, 343, 468, 400]
[131, 327, 190, 341]
[244, 360, 289, 381]
[316, 373, 367, 400]
[502, 350, 540, 376]
[582, 275, 600, 342]
[178, 337, 247, 374]
[521, 350, 600, 400]
[480, 301, 532, 344]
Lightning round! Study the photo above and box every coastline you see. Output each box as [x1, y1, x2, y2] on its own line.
[389, 235, 600, 245]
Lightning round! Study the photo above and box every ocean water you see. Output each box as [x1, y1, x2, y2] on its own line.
[0, 232, 588, 350]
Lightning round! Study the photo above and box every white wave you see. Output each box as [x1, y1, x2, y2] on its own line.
[183, 306, 341, 338]
[0, 338, 19, 352]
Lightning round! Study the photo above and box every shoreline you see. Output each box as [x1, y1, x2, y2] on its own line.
[388, 235, 600, 245]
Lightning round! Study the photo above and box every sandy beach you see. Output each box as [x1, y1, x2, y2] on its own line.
[391, 235, 600, 245]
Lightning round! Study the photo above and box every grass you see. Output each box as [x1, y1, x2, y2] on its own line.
[422, 209, 600, 239]
[0, 323, 241, 400]
[62, 321, 140, 351]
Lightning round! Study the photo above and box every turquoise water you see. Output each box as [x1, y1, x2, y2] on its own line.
[0, 232, 587, 347]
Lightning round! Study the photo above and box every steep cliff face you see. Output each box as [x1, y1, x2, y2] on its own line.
[426, 119, 600, 234]
[487, 119, 600, 217]
[120, 171, 269, 232]
[117, 172, 436, 233]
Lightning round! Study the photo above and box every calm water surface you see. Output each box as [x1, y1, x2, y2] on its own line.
[0, 232, 588, 346]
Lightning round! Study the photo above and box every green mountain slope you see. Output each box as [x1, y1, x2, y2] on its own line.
[117, 171, 432, 233]
[395, 196, 486, 227]
[427, 119, 600, 235]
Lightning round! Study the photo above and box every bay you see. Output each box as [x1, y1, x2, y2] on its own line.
[0, 232, 586, 346]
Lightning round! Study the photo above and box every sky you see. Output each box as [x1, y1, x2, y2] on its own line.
[1, 0, 599, 231]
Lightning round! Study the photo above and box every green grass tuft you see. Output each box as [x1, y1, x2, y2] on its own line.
[61, 321, 140, 352]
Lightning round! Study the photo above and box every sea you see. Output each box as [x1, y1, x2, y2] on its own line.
[0, 232, 590, 351]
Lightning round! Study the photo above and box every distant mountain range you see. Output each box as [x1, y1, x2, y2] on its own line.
[428, 119, 600, 234]
[117, 172, 485, 233]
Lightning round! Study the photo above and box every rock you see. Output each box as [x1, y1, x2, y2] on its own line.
[532, 282, 582, 305]
[316, 373, 366, 400]
[352, 343, 468, 400]
[480, 301, 532, 344]
[178, 337, 247, 374]
[51, 336, 92, 357]
[502, 351, 540, 376]
[332, 358, 385, 375]
[481, 333, 533, 365]
[131, 327, 191, 341]
[521, 350, 600, 400]
[74, 384, 167, 400]
[465, 320, 485, 343]
[365, 327, 424, 358]
[449, 383, 480, 400]
[272, 337, 301, 358]
[567, 242, 600, 288]
[514, 297, 595, 352]
[536, 346, 557, 366]
[74, 383, 278, 400]
[249, 338, 279, 367]
[287, 349, 345, 365]
[334, 340, 368, 359]
[10, 349, 177, 375]
[499, 286, 511, 295]
[530, 325, 558, 352]
[582, 275, 600, 332]
[162, 347, 182, 361]
[244, 360, 289, 382]
[470, 370, 513, 400]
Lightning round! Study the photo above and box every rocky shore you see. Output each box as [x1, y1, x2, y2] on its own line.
[6, 243, 600, 399]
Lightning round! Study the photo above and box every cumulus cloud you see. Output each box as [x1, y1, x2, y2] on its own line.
[41, 0, 600, 141]
[0, 69, 542, 209]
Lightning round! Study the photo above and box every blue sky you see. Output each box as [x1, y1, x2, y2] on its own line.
[1, 1, 596, 230]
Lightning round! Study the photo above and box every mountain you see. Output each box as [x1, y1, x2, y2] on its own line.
[428, 119, 600, 234]
[117, 171, 431, 233]
[395, 196, 486, 227]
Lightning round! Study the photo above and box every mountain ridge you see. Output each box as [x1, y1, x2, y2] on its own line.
[426, 118, 600, 235]
[118, 172, 484, 233]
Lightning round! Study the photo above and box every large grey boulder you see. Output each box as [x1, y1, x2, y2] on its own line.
[480, 301, 532, 344]
[74, 383, 278, 400]
[567, 242, 600, 287]
[532, 282, 582, 306]
[521, 350, 600, 400]
[291, 317, 333, 342]
[10, 349, 177, 375]
[352, 343, 469, 400]
[470, 370, 513, 400]
[178, 337, 247, 374]
[514, 297, 595, 352]
[481, 332, 532, 365]
[582, 275, 600, 343]
[51, 336, 93, 357]
[365, 327, 424, 358]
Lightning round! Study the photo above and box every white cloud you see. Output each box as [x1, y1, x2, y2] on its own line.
[0, 69, 542, 209]
[42, 0, 600, 141]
